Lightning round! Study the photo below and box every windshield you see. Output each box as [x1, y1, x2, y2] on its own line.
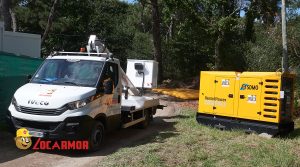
[31, 59, 104, 87]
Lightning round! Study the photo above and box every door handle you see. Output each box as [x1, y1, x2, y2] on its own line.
[213, 106, 216, 110]
[240, 95, 245, 99]
[257, 111, 261, 115]
[228, 94, 233, 98]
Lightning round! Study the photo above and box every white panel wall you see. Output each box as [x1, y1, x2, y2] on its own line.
[0, 21, 41, 58]
[0, 22, 4, 51]
[3, 31, 41, 58]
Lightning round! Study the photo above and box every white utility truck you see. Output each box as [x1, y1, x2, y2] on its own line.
[7, 35, 162, 150]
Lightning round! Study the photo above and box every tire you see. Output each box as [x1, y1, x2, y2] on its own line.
[138, 110, 150, 129]
[5, 111, 16, 134]
[88, 121, 105, 151]
[150, 108, 155, 121]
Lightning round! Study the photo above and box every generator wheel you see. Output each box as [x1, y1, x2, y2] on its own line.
[88, 121, 105, 151]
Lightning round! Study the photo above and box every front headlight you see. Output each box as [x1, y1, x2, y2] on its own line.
[11, 96, 19, 109]
[67, 97, 92, 110]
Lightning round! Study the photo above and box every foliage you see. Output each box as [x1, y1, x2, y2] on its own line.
[244, 26, 282, 71]
[3, 0, 300, 82]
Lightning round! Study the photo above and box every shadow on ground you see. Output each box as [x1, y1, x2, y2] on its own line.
[0, 113, 188, 163]
[279, 128, 300, 139]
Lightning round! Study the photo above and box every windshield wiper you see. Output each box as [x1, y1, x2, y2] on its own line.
[63, 81, 80, 86]
[33, 77, 51, 82]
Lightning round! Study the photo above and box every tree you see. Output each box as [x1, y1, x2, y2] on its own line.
[150, 0, 163, 82]
[210, 0, 244, 70]
[0, 0, 18, 31]
[244, 0, 259, 41]
[41, 0, 59, 45]
[1, 0, 12, 31]
[6, 0, 299, 84]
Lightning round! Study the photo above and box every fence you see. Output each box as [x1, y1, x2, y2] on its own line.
[0, 52, 42, 124]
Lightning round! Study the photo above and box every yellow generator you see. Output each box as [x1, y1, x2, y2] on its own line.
[197, 71, 295, 135]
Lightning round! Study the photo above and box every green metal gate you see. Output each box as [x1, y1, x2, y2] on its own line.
[0, 52, 43, 124]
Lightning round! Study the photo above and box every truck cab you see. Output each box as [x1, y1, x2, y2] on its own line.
[7, 36, 161, 150]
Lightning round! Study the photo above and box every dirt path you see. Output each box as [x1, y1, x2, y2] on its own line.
[0, 98, 193, 167]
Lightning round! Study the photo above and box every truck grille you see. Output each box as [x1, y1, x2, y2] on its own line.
[13, 118, 61, 130]
[16, 106, 67, 116]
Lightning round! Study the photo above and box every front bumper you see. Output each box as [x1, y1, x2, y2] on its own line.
[9, 115, 95, 140]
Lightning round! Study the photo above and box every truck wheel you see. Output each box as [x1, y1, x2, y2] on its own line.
[150, 109, 155, 121]
[138, 110, 150, 129]
[89, 121, 105, 151]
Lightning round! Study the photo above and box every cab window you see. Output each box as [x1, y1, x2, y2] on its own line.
[99, 62, 119, 89]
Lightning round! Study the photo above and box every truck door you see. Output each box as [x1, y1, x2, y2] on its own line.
[98, 62, 121, 116]
[213, 77, 235, 116]
[237, 78, 262, 120]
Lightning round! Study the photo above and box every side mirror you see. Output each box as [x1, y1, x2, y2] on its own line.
[27, 74, 32, 83]
[103, 79, 113, 94]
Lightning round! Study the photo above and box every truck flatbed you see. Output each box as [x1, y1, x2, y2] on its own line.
[121, 95, 159, 112]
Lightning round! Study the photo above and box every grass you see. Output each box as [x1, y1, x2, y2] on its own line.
[97, 109, 300, 167]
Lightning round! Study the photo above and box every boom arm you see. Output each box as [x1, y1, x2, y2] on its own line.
[120, 68, 140, 96]
[86, 35, 140, 96]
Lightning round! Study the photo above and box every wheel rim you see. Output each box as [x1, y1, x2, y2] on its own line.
[92, 127, 102, 146]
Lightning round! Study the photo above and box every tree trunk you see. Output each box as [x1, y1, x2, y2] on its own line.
[167, 15, 174, 39]
[9, 8, 16, 32]
[281, 0, 288, 73]
[41, 0, 59, 45]
[214, 33, 223, 70]
[245, 0, 258, 41]
[2, 0, 12, 31]
[0, 0, 2, 20]
[140, 1, 146, 32]
[150, 0, 163, 82]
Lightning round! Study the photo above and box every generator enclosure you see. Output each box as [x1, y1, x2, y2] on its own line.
[126, 59, 158, 89]
[197, 71, 295, 135]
